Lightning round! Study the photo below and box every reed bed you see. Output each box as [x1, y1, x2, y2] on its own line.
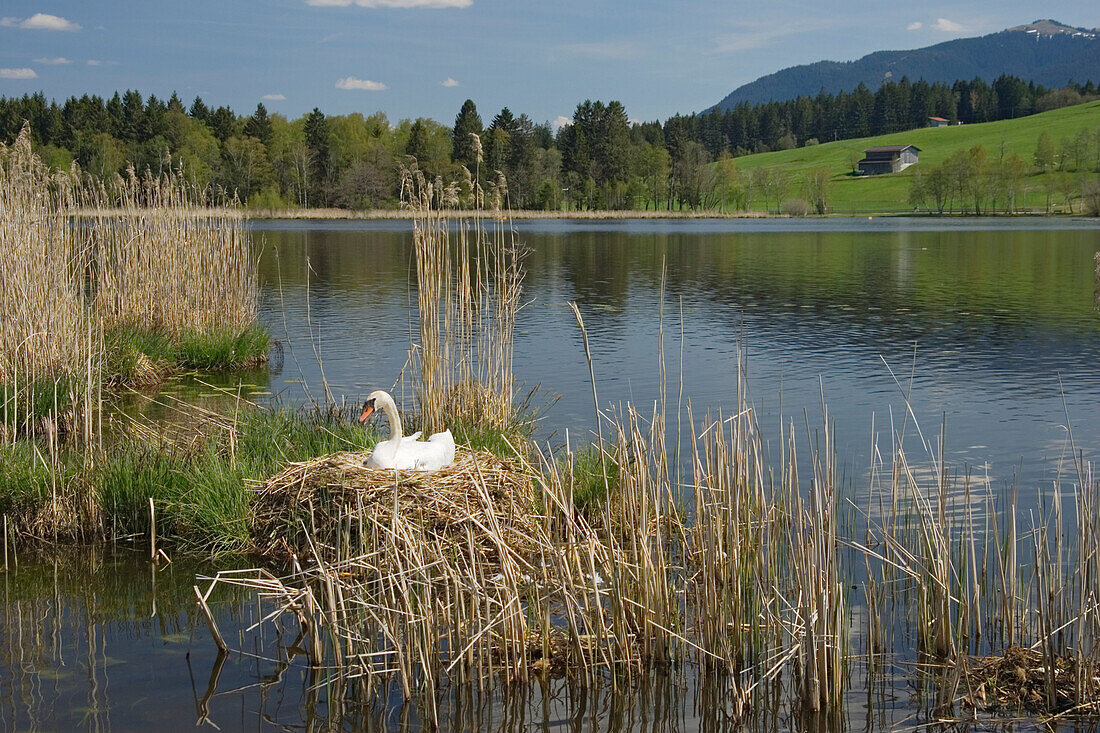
[0, 125, 96, 439]
[0, 123, 265, 444]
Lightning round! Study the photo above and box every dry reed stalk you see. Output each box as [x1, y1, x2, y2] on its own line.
[400, 165, 523, 434]
[0, 125, 96, 439]
[83, 166, 257, 338]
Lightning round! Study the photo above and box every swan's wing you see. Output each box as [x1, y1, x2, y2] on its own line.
[399, 431, 423, 444]
[414, 430, 456, 470]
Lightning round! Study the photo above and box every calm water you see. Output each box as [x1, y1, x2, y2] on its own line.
[257, 217, 1100, 492]
[4, 217, 1100, 730]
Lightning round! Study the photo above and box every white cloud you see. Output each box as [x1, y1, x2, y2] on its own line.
[262, 93, 287, 100]
[86, 59, 103, 66]
[932, 17, 964, 32]
[335, 76, 388, 90]
[34, 56, 71, 64]
[0, 68, 38, 79]
[551, 115, 572, 132]
[440, 77, 459, 87]
[1, 13, 80, 31]
[307, 0, 471, 7]
[907, 21, 922, 31]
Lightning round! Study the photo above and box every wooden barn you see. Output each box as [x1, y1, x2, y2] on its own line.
[858, 145, 920, 175]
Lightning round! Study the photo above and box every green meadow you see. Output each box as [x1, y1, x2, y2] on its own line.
[731, 100, 1100, 214]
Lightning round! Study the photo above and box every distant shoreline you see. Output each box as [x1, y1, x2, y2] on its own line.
[68, 207, 1087, 221]
[242, 208, 774, 220]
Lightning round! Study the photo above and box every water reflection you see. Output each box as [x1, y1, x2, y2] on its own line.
[2, 546, 1095, 731]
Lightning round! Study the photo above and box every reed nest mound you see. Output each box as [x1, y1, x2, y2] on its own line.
[961, 646, 1100, 715]
[249, 448, 539, 564]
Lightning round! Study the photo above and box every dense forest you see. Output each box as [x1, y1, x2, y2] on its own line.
[0, 74, 1096, 211]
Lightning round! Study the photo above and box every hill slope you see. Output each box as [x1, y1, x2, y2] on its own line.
[728, 100, 1100, 214]
[711, 20, 1100, 110]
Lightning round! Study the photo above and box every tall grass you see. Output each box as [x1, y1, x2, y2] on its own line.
[1, 123, 265, 440]
[85, 165, 257, 339]
[0, 126, 96, 438]
[402, 155, 524, 436]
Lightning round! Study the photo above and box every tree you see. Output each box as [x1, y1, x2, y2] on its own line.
[221, 135, 273, 200]
[189, 96, 211, 122]
[1034, 131, 1055, 172]
[303, 107, 331, 205]
[333, 146, 398, 209]
[243, 103, 273, 146]
[208, 106, 237, 143]
[635, 142, 670, 210]
[451, 99, 483, 174]
[404, 117, 453, 181]
[805, 167, 831, 214]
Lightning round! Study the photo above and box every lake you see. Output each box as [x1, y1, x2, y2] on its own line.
[3, 216, 1099, 730]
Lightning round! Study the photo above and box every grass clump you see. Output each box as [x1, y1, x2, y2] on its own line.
[0, 404, 378, 554]
[561, 444, 619, 514]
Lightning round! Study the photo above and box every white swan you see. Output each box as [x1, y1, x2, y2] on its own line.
[358, 390, 456, 471]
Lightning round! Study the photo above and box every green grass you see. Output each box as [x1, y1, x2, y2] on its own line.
[0, 375, 81, 425]
[729, 100, 1100, 214]
[0, 406, 379, 554]
[565, 445, 619, 515]
[104, 324, 271, 384]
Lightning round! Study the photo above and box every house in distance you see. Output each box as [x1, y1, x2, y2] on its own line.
[858, 145, 920, 175]
[927, 116, 949, 127]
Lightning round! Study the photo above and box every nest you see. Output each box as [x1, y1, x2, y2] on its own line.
[961, 646, 1100, 715]
[249, 448, 541, 565]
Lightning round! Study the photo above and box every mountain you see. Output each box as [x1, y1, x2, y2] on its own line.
[710, 20, 1100, 111]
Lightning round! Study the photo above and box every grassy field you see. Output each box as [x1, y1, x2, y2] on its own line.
[730, 100, 1100, 214]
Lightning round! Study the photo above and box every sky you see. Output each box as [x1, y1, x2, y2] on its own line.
[1, 1, 1097, 127]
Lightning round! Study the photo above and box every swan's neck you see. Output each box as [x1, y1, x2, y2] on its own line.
[379, 394, 403, 445]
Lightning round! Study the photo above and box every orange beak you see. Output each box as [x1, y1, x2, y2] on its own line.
[358, 405, 374, 424]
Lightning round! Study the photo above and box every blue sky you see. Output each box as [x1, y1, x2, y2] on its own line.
[1, 1, 1097, 126]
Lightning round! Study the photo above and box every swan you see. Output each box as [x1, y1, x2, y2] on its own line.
[358, 390, 456, 471]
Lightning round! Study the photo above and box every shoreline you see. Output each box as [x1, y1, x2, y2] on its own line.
[67, 207, 1090, 221]
[241, 208, 1086, 220]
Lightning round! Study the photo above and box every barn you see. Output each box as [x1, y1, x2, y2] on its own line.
[858, 145, 920, 175]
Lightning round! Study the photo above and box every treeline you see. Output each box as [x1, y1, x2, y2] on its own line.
[909, 129, 1100, 215]
[0, 74, 1096, 211]
[671, 76, 1099, 158]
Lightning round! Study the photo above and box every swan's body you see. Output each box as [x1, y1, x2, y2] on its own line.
[359, 390, 456, 471]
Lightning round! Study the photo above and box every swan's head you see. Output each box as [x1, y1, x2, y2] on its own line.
[358, 390, 388, 424]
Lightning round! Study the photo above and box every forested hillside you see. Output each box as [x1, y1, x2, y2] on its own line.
[712, 20, 1100, 109]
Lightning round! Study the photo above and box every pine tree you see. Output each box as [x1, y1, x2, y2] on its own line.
[451, 99, 483, 172]
[243, 102, 273, 145]
[189, 96, 210, 122]
[304, 107, 331, 204]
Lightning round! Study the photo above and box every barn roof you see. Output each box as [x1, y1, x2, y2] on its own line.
[864, 145, 920, 153]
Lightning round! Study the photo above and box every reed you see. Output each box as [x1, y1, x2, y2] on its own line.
[401, 161, 524, 437]
[0, 125, 96, 440]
